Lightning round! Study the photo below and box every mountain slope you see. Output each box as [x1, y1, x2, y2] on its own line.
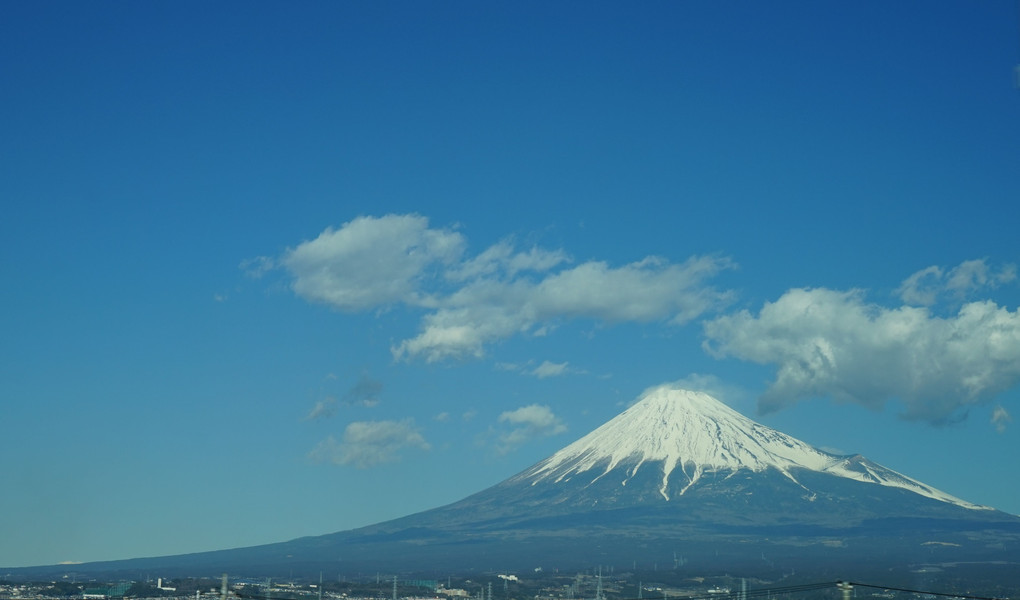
[8, 385, 1020, 579]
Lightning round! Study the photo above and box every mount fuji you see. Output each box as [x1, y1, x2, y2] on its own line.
[514, 386, 982, 509]
[10, 385, 1020, 578]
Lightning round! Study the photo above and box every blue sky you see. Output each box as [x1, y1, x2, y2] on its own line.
[2, 1, 1019, 569]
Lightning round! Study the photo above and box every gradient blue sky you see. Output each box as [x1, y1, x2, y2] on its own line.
[3, 2, 1019, 569]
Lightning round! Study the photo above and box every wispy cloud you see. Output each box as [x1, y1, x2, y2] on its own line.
[394, 255, 734, 362]
[239, 255, 276, 279]
[256, 214, 735, 363]
[305, 396, 338, 420]
[499, 359, 582, 378]
[445, 238, 569, 282]
[703, 273, 1020, 424]
[897, 259, 1016, 306]
[305, 373, 384, 420]
[654, 374, 749, 409]
[494, 404, 567, 454]
[992, 405, 1012, 434]
[308, 419, 429, 468]
[531, 360, 570, 378]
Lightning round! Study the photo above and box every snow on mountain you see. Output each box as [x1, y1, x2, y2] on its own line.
[520, 384, 987, 510]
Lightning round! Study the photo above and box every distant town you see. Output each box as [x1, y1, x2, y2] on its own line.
[2, 569, 1015, 600]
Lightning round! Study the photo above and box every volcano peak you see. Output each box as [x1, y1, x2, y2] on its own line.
[517, 384, 983, 508]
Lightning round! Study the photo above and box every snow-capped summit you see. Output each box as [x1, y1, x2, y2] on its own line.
[518, 384, 985, 509]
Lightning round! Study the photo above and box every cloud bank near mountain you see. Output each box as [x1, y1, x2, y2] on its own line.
[255, 216, 1020, 428]
[703, 262, 1020, 424]
[256, 214, 735, 362]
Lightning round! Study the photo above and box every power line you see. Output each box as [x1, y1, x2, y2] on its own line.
[849, 581, 1007, 600]
[616, 581, 839, 600]
[615, 581, 1008, 600]
[232, 579, 1009, 600]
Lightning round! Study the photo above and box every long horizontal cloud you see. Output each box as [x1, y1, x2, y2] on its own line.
[268, 214, 735, 362]
[394, 255, 734, 361]
[703, 270, 1020, 424]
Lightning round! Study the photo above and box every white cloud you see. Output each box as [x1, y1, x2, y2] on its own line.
[992, 405, 1012, 433]
[264, 214, 734, 362]
[499, 404, 564, 428]
[446, 239, 569, 282]
[657, 373, 748, 408]
[308, 419, 430, 468]
[495, 404, 567, 454]
[281, 214, 464, 311]
[531, 360, 569, 378]
[392, 301, 521, 362]
[946, 259, 1016, 296]
[534, 256, 735, 325]
[703, 287, 1020, 424]
[496, 359, 583, 378]
[897, 259, 1016, 306]
[896, 265, 943, 306]
[239, 255, 276, 279]
[305, 396, 338, 421]
[393, 254, 735, 362]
